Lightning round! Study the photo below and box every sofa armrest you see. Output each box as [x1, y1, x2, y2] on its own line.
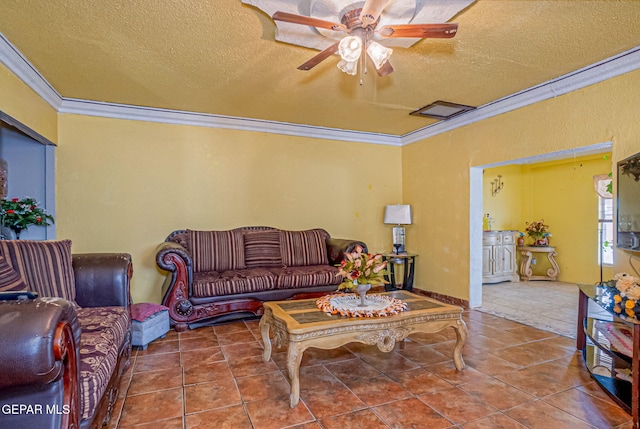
[156, 242, 194, 331]
[156, 242, 193, 300]
[0, 298, 80, 388]
[73, 253, 132, 308]
[327, 238, 369, 266]
[0, 298, 81, 429]
[156, 241, 193, 273]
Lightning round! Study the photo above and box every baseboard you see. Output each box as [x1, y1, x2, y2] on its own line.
[412, 288, 469, 309]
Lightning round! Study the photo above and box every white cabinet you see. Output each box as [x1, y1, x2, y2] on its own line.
[482, 231, 519, 284]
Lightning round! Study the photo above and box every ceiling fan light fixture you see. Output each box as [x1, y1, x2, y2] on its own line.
[367, 41, 392, 70]
[338, 36, 362, 62]
[265, 1, 464, 82]
[337, 58, 358, 75]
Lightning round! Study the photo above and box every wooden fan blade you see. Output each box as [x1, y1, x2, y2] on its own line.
[360, 0, 390, 27]
[378, 23, 458, 39]
[272, 11, 346, 32]
[297, 42, 340, 71]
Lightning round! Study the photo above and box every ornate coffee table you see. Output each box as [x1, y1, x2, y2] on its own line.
[259, 290, 468, 407]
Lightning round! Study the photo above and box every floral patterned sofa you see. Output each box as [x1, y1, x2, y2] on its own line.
[156, 227, 366, 330]
[0, 240, 132, 429]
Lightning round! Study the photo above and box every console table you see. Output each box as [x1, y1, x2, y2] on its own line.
[518, 245, 559, 281]
[382, 253, 417, 292]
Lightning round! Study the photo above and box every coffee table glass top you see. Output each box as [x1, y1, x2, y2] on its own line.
[267, 291, 460, 328]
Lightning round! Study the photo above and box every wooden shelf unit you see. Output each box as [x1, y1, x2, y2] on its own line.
[577, 283, 640, 429]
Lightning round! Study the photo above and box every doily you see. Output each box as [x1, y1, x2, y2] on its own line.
[316, 293, 407, 318]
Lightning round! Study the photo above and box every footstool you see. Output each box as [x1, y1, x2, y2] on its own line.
[131, 303, 170, 349]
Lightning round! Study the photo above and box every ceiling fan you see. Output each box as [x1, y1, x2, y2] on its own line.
[271, 0, 458, 81]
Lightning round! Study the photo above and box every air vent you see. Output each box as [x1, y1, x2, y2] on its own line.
[410, 100, 475, 120]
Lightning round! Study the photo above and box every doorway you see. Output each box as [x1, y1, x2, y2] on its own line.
[0, 112, 56, 240]
[468, 141, 613, 309]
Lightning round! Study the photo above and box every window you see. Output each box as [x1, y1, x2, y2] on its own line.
[599, 196, 613, 265]
[594, 174, 613, 265]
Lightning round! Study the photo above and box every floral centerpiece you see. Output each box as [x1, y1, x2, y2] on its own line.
[525, 219, 551, 245]
[0, 197, 54, 239]
[336, 245, 388, 290]
[603, 273, 640, 319]
[318, 246, 405, 316]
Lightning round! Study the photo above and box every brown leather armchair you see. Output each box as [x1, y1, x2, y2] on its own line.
[0, 252, 132, 429]
[0, 298, 80, 429]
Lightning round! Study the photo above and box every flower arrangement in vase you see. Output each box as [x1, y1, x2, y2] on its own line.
[603, 273, 640, 319]
[0, 197, 54, 239]
[525, 219, 551, 246]
[336, 245, 388, 305]
[336, 245, 388, 289]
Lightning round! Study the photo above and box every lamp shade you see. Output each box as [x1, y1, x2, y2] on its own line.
[367, 42, 393, 70]
[338, 36, 362, 62]
[384, 205, 412, 225]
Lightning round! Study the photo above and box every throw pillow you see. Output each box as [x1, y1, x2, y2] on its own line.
[244, 230, 282, 268]
[280, 229, 329, 267]
[187, 229, 246, 273]
[0, 253, 29, 291]
[0, 240, 76, 302]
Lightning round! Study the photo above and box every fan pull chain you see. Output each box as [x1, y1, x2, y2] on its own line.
[360, 33, 368, 86]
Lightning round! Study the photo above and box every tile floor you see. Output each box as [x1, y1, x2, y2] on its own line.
[478, 281, 582, 338]
[107, 302, 633, 429]
[478, 281, 612, 338]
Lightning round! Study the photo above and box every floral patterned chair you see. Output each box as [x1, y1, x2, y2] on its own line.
[0, 240, 132, 429]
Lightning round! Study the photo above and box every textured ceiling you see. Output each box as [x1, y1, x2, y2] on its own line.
[1, 0, 639, 136]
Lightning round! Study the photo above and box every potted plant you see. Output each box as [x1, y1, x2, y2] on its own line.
[0, 197, 54, 239]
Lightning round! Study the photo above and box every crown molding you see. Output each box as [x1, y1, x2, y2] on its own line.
[402, 46, 640, 145]
[0, 33, 63, 110]
[57, 98, 402, 146]
[0, 32, 400, 146]
[1, 32, 639, 147]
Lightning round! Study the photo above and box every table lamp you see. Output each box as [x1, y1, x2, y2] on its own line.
[384, 204, 412, 254]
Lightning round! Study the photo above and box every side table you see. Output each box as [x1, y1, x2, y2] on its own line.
[518, 245, 559, 281]
[382, 253, 418, 292]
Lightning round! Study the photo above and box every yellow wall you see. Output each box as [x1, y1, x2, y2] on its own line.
[2, 57, 638, 305]
[56, 114, 402, 303]
[0, 63, 57, 143]
[403, 68, 640, 302]
[484, 155, 613, 284]
[483, 164, 523, 231]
